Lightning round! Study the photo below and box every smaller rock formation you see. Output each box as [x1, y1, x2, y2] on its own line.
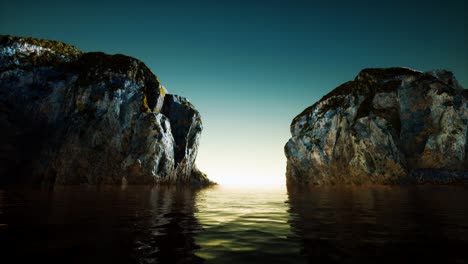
[285, 67, 468, 184]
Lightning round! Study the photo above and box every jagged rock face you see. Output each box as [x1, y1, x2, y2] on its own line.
[0, 35, 211, 185]
[285, 67, 468, 184]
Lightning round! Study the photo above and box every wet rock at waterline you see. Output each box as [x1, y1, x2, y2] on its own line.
[0, 35, 211, 185]
[285, 67, 468, 184]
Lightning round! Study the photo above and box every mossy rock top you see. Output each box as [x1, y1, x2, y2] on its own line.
[290, 67, 455, 129]
[0, 35, 165, 113]
[0, 34, 82, 58]
[70, 52, 162, 112]
[355, 67, 422, 82]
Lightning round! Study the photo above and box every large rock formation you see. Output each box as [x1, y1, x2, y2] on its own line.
[285, 67, 468, 184]
[0, 35, 211, 185]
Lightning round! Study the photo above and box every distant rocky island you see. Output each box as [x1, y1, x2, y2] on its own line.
[285, 67, 468, 184]
[0, 35, 211, 185]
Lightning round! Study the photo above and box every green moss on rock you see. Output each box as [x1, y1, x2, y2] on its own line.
[0, 35, 81, 58]
[68, 52, 162, 112]
[76, 102, 87, 112]
[356, 67, 422, 82]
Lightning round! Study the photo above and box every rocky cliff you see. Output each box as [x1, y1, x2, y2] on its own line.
[0, 35, 211, 185]
[285, 67, 468, 184]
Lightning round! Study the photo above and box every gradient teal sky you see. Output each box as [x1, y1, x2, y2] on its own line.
[1, 0, 467, 184]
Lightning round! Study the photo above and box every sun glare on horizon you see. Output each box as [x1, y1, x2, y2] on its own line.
[200, 167, 287, 186]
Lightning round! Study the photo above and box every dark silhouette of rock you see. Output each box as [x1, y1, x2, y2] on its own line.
[0, 35, 212, 185]
[285, 67, 467, 184]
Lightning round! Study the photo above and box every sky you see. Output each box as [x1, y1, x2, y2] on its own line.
[1, 0, 467, 185]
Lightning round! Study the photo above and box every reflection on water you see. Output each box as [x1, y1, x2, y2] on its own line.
[133, 186, 203, 264]
[287, 184, 468, 264]
[0, 186, 202, 264]
[194, 186, 305, 263]
[0, 184, 468, 263]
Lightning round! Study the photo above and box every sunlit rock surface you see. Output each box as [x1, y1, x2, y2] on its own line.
[285, 67, 468, 184]
[0, 35, 211, 185]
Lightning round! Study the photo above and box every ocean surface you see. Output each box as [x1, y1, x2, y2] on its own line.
[1, 184, 468, 263]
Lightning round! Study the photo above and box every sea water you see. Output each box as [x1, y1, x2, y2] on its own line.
[1, 184, 468, 263]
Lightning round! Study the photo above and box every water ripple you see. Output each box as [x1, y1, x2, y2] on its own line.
[0, 185, 468, 263]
